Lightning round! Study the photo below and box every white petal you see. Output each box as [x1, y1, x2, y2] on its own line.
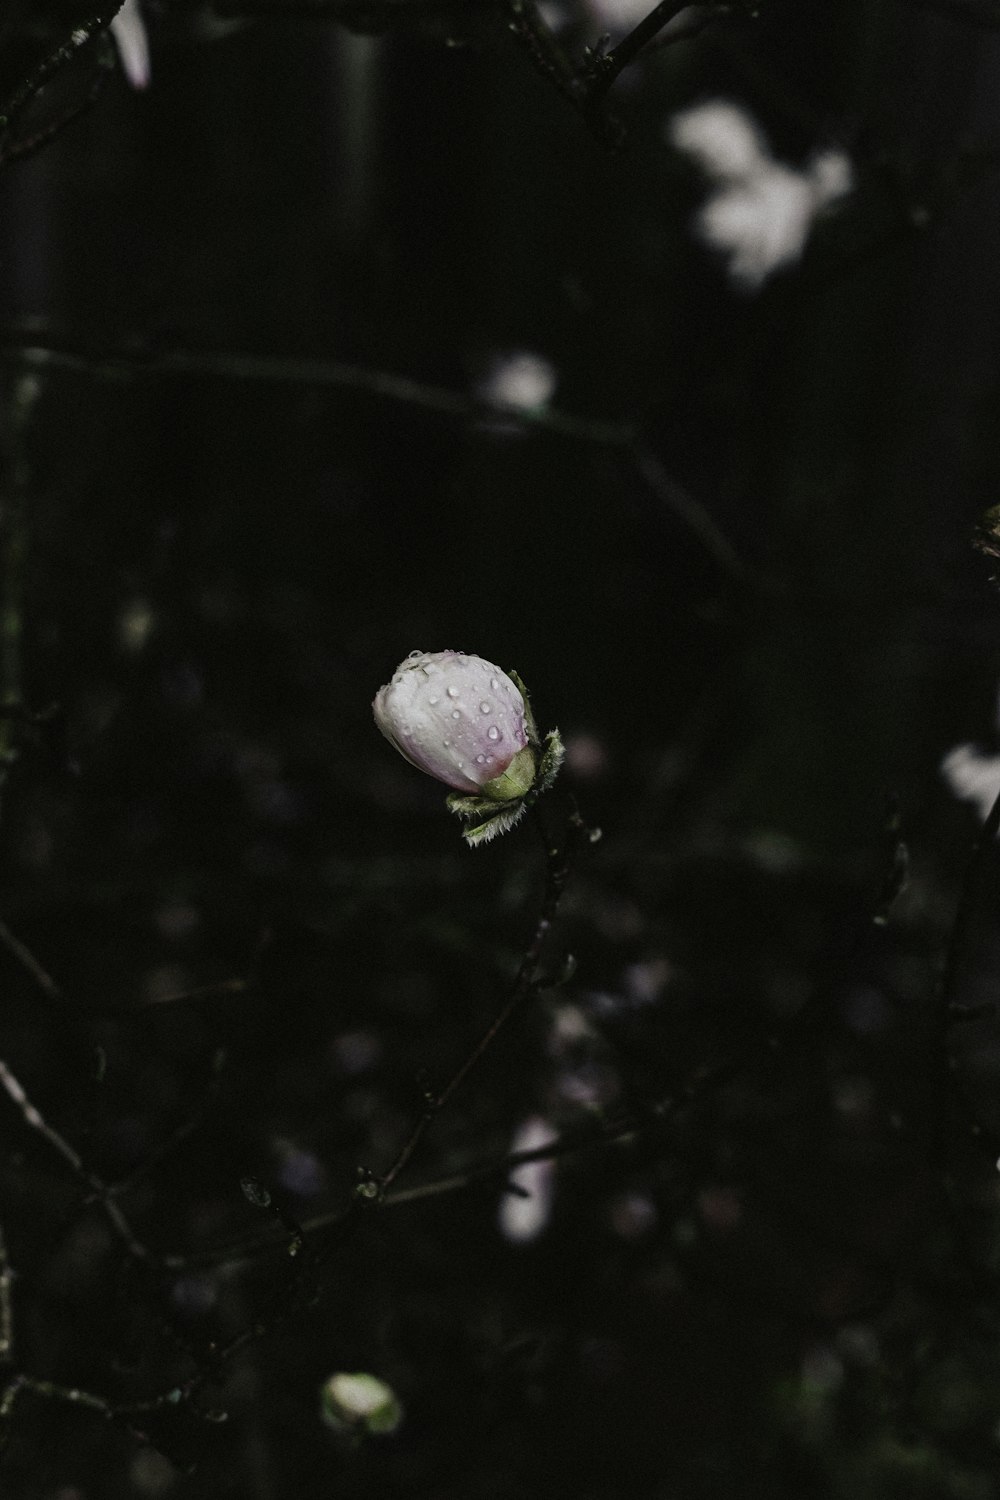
[499, 1116, 559, 1244]
[942, 744, 1000, 822]
[111, 0, 151, 90]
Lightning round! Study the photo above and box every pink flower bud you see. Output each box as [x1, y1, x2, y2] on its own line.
[373, 650, 536, 800]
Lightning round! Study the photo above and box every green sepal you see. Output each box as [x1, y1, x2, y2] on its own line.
[444, 725, 564, 850]
[461, 799, 529, 847]
[534, 729, 564, 794]
[508, 669, 540, 747]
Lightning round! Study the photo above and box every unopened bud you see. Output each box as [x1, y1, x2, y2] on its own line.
[320, 1372, 403, 1437]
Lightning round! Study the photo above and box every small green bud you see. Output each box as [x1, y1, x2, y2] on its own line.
[320, 1372, 403, 1438]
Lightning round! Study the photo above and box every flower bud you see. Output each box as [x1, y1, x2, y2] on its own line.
[320, 1372, 403, 1437]
[373, 650, 535, 801]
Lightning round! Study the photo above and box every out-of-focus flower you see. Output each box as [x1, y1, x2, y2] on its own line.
[498, 1115, 559, 1244]
[320, 1372, 403, 1438]
[374, 651, 564, 846]
[477, 352, 557, 414]
[373, 650, 534, 798]
[110, 0, 151, 90]
[942, 743, 1000, 821]
[669, 99, 769, 183]
[942, 684, 1000, 821]
[667, 100, 853, 290]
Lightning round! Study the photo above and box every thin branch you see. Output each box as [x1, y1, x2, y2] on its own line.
[0, 919, 68, 1009]
[381, 1061, 737, 1207]
[109, 1050, 228, 1199]
[505, 0, 588, 109]
[0, 337, 749, 580]
[0, 1224, 12, 1366]
[630, 441, 749, 583]
[0, 336, 631, 443]
[0, 6, 125, 163]
[0, 47, 115, 170]
[376, 804, 590, 1195]
[585, 0, 693, 104]
[929, 786, 1000, 1167]
[903, 0, 1000, 25]
[935, 786, 1000, 1030]
[0, 1056, 153, 1264]
[207, 0, 490, 17]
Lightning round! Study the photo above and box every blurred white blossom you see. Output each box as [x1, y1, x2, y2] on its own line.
[477, 353, 557, 413]
[941, 684, 1000, 820]
[498, 1116, 559, 1244]
[320, 1372, 403, 1436]
[942, 743, 1000, 821]
[111, 0, 151, 90]
[667, 100, 852, 290]
[670, 100, 769, 182]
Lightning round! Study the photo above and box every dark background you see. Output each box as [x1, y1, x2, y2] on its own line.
[1, 1, 1000, 1495]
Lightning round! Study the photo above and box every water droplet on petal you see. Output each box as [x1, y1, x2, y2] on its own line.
[428, 696, 440, 705]
[452, 709, 462, 720]
[485, 755, 495, 765]
[479, 701, 491, 714]
[408, 649, 423, 659]
[490, 678, 500, 690]
[476, 754, 486, 764]
[487, 726, 501, 741]
[447, 686, 460, 699]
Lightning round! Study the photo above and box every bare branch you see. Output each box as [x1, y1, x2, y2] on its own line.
[0, 1056, 153, 1264]
[376, 803, 592, 1195]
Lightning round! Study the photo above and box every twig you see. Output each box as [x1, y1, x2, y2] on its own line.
[376, 804, 590, 1196]
[584, 0, 693, 105]
[0, 1056, 152, 1263]
[0, 919, 68, 1009]
[0, 336, 631, 443]
[935, 785, 1000, 1031]
[930, 785, 1000, 1165]
[505, 0, 588, 110]
[0, 7, 125, 166]
[207, 0, 488, 17]
[0, 337, 749, 581]
[0, 47, 115, 170]
[0, 1224, 12, 1365]
[629, 440, 748, 583]
[109, 1050, 228, 1198]
[903, 0, 1000, 25]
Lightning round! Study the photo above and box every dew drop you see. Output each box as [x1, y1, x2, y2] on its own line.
[408, 649, 423, 659]
[487, 726, 501, 741]
[485, 754, 495, 765]
[452, 709, 462, 720]
[447, 686, 460, 699]
[443, 738, 451, 747]
[479, 701, 491, 714]
[490, 678, 500, 690]
[428, 696, 440, 705]
[476, 754, 486, 764]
